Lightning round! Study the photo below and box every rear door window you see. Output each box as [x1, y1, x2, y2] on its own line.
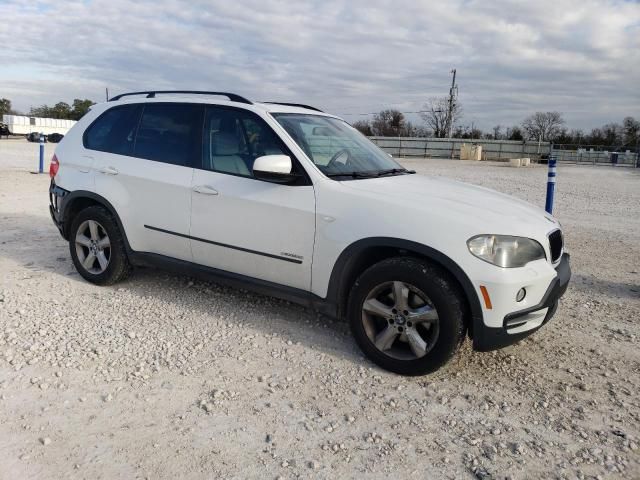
[133, 103, 203, 167]
[84, 104, 142, 155]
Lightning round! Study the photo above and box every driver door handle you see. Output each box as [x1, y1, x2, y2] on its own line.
[193, 185, 219, 195]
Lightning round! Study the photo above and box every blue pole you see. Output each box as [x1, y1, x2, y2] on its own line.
[545, 154, 556, 214]
[39, 133, 45, 174]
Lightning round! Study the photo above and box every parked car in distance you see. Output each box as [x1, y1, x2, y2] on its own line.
[48, 91, 571, 375]
[47, 133, 64, 143]
[26, 132, 46, 142]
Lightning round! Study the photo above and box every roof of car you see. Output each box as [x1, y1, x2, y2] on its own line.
[103, 91, 335, 117]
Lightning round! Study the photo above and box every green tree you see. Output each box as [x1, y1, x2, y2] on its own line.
[50, 102, 72, 119]
[70, 99, 95, 120]
[506, 126, 524, 141]
[30, 105, 52, 118]
[0, 98, 11, 117]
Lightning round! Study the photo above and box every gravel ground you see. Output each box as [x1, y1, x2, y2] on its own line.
[1, 138, 639, 479]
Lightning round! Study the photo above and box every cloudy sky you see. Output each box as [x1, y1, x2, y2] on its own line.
[1, 0, 639, 130]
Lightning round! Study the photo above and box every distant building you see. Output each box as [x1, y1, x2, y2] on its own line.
[2, 114, 76, 135]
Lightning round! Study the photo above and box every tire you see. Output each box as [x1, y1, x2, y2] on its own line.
[347, 256, 466, 376]
[69, 205, 131, 285]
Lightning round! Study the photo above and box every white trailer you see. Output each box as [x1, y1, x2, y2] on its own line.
[2, 115, 76, 135]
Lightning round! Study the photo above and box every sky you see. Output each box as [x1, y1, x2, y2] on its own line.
[1, 0, 639, 131]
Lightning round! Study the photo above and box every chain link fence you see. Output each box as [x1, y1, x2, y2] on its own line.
[551, 144, 639, 167]
[368, 137, 550, 160]
[367, 136, 640, 167]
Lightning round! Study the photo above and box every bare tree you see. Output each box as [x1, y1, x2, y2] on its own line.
[622, 116, 640, 146]
[420, 97, 462, 138]
[492, 125, 501, 140]
[352, 120, 373, 136]
[371, 109, 407, 136]
[522, 112, 565, 142]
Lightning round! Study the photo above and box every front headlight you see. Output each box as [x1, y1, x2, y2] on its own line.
[467, 235, 545, 268]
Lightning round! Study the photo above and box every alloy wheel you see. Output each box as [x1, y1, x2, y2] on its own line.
[361, 281, 440, 360]
[75, 220, 111, 274]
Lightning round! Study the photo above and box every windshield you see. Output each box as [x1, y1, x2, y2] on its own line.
[272, 113, 409, 179]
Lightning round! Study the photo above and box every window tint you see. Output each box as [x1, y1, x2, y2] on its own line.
[134, 103, 203, 166]
[202, 107, 288, 177]
[84, 104, 142, 155]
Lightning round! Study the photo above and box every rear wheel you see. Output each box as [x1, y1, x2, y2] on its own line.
[348, 257, 466, 375]
[69, 205, 131, 285]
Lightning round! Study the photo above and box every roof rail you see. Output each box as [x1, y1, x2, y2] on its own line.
[109, 91, 252, 104]
[262, 102, 323, 112]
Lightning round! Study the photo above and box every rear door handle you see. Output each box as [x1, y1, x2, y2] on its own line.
[99, 166, 119, 175]
[193, 185, 219, 195]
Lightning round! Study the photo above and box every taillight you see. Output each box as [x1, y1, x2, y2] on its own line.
[49, 154, 59, 178]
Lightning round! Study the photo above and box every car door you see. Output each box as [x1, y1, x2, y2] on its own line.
[190, 106, 316, 291]
[91, 102, 203, 261]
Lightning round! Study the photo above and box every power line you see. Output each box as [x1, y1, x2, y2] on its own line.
[337, 110, 431, 117]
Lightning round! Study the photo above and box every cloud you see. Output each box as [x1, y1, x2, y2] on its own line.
[0, 0, 638, 130]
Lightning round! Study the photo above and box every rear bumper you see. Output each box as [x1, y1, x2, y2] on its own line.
[473, 253, 571, 352]
[49, 181, 69, 239]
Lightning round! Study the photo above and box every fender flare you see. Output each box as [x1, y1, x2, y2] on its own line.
[60, 190, 133, 252]
[325, 237, 483, 331]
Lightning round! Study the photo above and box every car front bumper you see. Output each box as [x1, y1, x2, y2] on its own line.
[472, 253, 571, 351]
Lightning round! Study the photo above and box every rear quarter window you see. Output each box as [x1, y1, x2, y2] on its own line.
[83, 104, 142, 155]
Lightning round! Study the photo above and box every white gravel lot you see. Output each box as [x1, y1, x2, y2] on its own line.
[1, 138, 639, 479]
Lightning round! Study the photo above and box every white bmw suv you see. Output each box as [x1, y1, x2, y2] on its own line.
[49, 91, 570, 375]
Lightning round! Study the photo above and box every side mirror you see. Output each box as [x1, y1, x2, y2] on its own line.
[253, 155, 298, 184]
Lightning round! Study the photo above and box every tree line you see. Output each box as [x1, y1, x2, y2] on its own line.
[352, 97, 640, 147]
[0, 98, 95, 121]
[2, 95, 638, 147]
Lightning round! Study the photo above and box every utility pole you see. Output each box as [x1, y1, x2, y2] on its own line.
[445, 69, 457, 139]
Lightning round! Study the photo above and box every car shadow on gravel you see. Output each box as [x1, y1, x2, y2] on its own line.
[571, 273, 640, 300]
[0, 213, 368, 364]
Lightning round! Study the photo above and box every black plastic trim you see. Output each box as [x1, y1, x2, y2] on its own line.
[503, 253, 571, 324]
[473, 253, 571, 352]
[109, 91, 252, 104]
[262, 102, 323, 112]
[49, 181, 70, 236]
[129, 251, 324, 308]
[52, 189, 133, 251]
[325, 237, 483, 326]
[143, 225, 303, 264]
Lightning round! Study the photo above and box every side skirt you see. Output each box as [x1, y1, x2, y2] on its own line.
[128, 251, 339, 318]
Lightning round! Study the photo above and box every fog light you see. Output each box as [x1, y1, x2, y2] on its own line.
[516, 288, 526, 302]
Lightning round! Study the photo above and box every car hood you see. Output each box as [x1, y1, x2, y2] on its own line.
[339, 173, 559, 237]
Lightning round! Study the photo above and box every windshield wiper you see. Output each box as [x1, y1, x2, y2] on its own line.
[375, 168, 416, 177]
[324, 171, 379, 178]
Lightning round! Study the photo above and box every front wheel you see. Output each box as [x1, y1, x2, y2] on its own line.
[348, 257, 466, 375]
